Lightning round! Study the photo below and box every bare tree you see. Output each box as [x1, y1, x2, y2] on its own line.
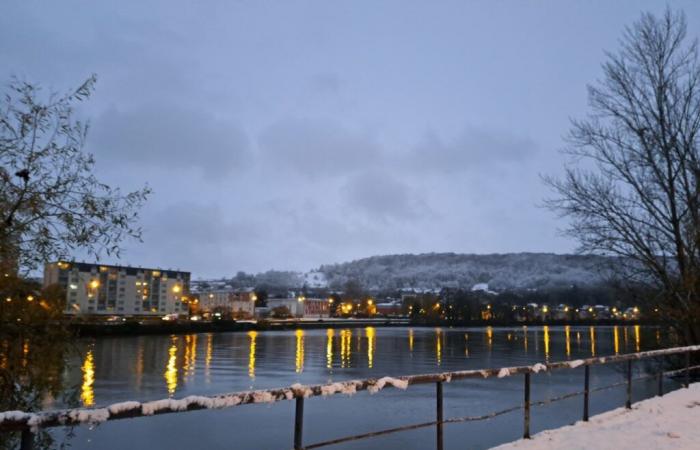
[546, 9, 700, 344]
[0, 75, 150, 273]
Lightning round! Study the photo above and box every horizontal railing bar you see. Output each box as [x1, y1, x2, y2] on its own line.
[300, 365, 700, 449]
[1, 345, 698, 433]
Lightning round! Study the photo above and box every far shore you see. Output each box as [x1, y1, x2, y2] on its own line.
[61, 318, 653, 337]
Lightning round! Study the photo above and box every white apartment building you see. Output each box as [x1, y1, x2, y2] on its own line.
[44, 261, 190, 316]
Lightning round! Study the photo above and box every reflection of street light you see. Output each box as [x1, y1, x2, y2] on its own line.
[367, 299, 373, 306]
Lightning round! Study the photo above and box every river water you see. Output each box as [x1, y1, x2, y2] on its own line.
[49, 325, 672, 449]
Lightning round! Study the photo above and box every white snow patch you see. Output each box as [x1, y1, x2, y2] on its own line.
[67, 408, 109, 424]
[568, 359, 585, 369]
[107, 401, 141, 415]
[320, 383, 346, 396]
[290, 383, 313, 398]
[497, 368, 511, 378]
[368, 377, 409, 394]
[494, 383, 700, 450]
[531, 363, 548, 373]
[252, 391, 274, 403]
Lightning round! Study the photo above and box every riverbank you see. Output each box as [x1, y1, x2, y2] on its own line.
[68, 318, 652, 337]
[70, 318, 411, 336]
[494, 383, 700, 450]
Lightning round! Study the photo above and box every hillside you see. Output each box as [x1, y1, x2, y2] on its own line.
[317, 253, 613, 291]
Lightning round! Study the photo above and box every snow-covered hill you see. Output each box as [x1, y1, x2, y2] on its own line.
[318, 252, 613, 291]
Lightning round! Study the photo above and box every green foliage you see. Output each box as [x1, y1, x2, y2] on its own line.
[0, 75, 151, 273]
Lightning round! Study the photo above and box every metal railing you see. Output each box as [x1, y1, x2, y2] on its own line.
[1, 345, 699, 450]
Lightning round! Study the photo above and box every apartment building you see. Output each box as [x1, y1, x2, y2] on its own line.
[44, 261, 190, 316]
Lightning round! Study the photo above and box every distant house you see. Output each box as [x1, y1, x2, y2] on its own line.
[196, 287, 256, 318]
[376, 301, 403, 316]
[266, 297, 331, 318]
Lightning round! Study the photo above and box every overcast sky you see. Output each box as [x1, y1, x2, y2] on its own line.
[2, 1, 699, 277]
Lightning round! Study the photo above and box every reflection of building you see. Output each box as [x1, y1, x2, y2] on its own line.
[44, 261, 190, 316]
[195, 287, 256, 318]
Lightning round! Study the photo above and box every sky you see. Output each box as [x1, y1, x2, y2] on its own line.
[2, 1, 699, 278]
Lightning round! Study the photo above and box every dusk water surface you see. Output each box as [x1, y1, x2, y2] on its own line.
[57, 326, 671, 449]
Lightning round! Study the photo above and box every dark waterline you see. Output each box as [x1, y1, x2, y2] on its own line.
[51, 325, 670, 449]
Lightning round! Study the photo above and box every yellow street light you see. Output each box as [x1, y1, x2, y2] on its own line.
[172, 284, 182, 294]
[26, 295, 34, 302]
[89, 280, 100, 289]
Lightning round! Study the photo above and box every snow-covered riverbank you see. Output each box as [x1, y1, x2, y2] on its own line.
[494, 383, 700, 450]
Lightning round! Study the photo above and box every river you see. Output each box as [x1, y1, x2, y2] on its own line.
[41, 325, 673, 449]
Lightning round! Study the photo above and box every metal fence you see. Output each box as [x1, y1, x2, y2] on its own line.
[2, 345, 699, 450]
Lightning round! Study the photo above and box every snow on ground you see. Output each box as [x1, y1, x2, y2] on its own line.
[493, 383, 700, 450]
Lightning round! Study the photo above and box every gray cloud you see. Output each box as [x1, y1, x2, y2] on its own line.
[341, 170, 429, 221]
[406, 126, 539, 173]
[258, 117, 380, 177]
[88, 104, 250, 178]
[5, 0, 687, 276]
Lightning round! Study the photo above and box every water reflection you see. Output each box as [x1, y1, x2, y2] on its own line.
[435, 328, 442, 366]
[22, 340, 29, 368]
[340, 329, 352, 368]
[135, 344, 144, 390]
[165, 337, 178, 395]
[295, 329, 305, 373]
[55, 326, 670, 411]
[81, 349, 95, 406]
[326, 329, 334, 369]
[205, 333, 213, 382]
[248, 331, 257, 378]
[184, 334, 197, 380]
[366, 327, 375, 368]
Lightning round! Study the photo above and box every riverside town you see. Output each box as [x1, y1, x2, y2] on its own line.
[3, 2, 700, 450]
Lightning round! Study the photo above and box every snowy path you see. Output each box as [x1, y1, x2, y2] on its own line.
[494, 383, 700, 450]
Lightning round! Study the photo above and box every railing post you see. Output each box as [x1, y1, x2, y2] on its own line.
[685, 351, 690, 388]
[20, 429, 34, 450]
[657, 367, 663, 397]
[625, 360, 632, 409]
[583, 365, 590, 422]
[523, 372, 531, 439]
[294, 397, 304, 450]
[436, 381, 443, 450]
